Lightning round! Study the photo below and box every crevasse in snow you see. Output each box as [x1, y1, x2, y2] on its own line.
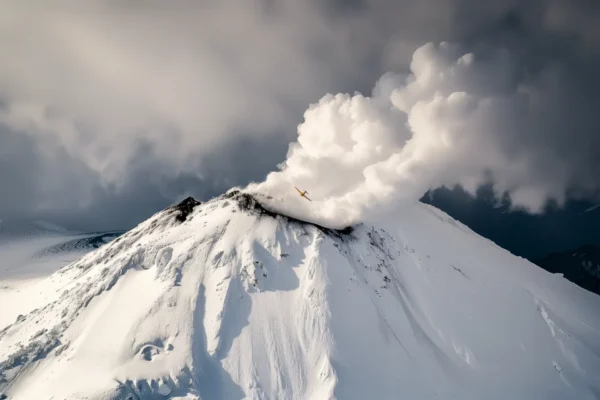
[1, 191, 599, 399]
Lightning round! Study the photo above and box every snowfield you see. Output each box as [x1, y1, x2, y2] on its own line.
[1, 191, 599, 399]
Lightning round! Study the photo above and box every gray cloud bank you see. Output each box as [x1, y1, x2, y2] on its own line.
[0, 0, 599, 230]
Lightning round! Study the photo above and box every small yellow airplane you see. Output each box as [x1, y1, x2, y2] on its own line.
[295, 186, 312, 202]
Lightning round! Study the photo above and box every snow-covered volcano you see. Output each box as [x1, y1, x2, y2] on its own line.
[1, 191, 600, 400]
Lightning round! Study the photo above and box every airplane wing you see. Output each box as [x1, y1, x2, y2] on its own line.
[295, 186, 303, 195]
[304, 195, 312, 202]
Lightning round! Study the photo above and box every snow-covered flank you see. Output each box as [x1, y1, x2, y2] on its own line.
[35, 232, 123, 256]
[1, 192, 600, 400]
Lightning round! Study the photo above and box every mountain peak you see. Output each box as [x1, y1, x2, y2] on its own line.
[1, 194, 600, 399]
[167, 196, 202, 222]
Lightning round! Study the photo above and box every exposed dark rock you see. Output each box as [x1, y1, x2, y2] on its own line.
[168, 196, 202, 222]
[224, 190, 354, 239]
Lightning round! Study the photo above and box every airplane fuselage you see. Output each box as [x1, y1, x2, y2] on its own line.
[294, 186, 312, 202]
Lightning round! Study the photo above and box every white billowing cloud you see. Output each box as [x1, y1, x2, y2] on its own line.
[248, 42, 588, 228]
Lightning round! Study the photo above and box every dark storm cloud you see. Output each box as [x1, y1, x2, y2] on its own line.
[0, 0, 598, 230]
[1, 130, 285, 231]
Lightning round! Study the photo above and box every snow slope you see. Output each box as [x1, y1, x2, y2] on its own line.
[1, 191, 599, 399]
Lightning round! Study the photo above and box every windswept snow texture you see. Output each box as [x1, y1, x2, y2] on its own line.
[1, 192, 600, 399]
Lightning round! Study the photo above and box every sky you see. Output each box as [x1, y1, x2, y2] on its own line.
[1, 0, 599, 241]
